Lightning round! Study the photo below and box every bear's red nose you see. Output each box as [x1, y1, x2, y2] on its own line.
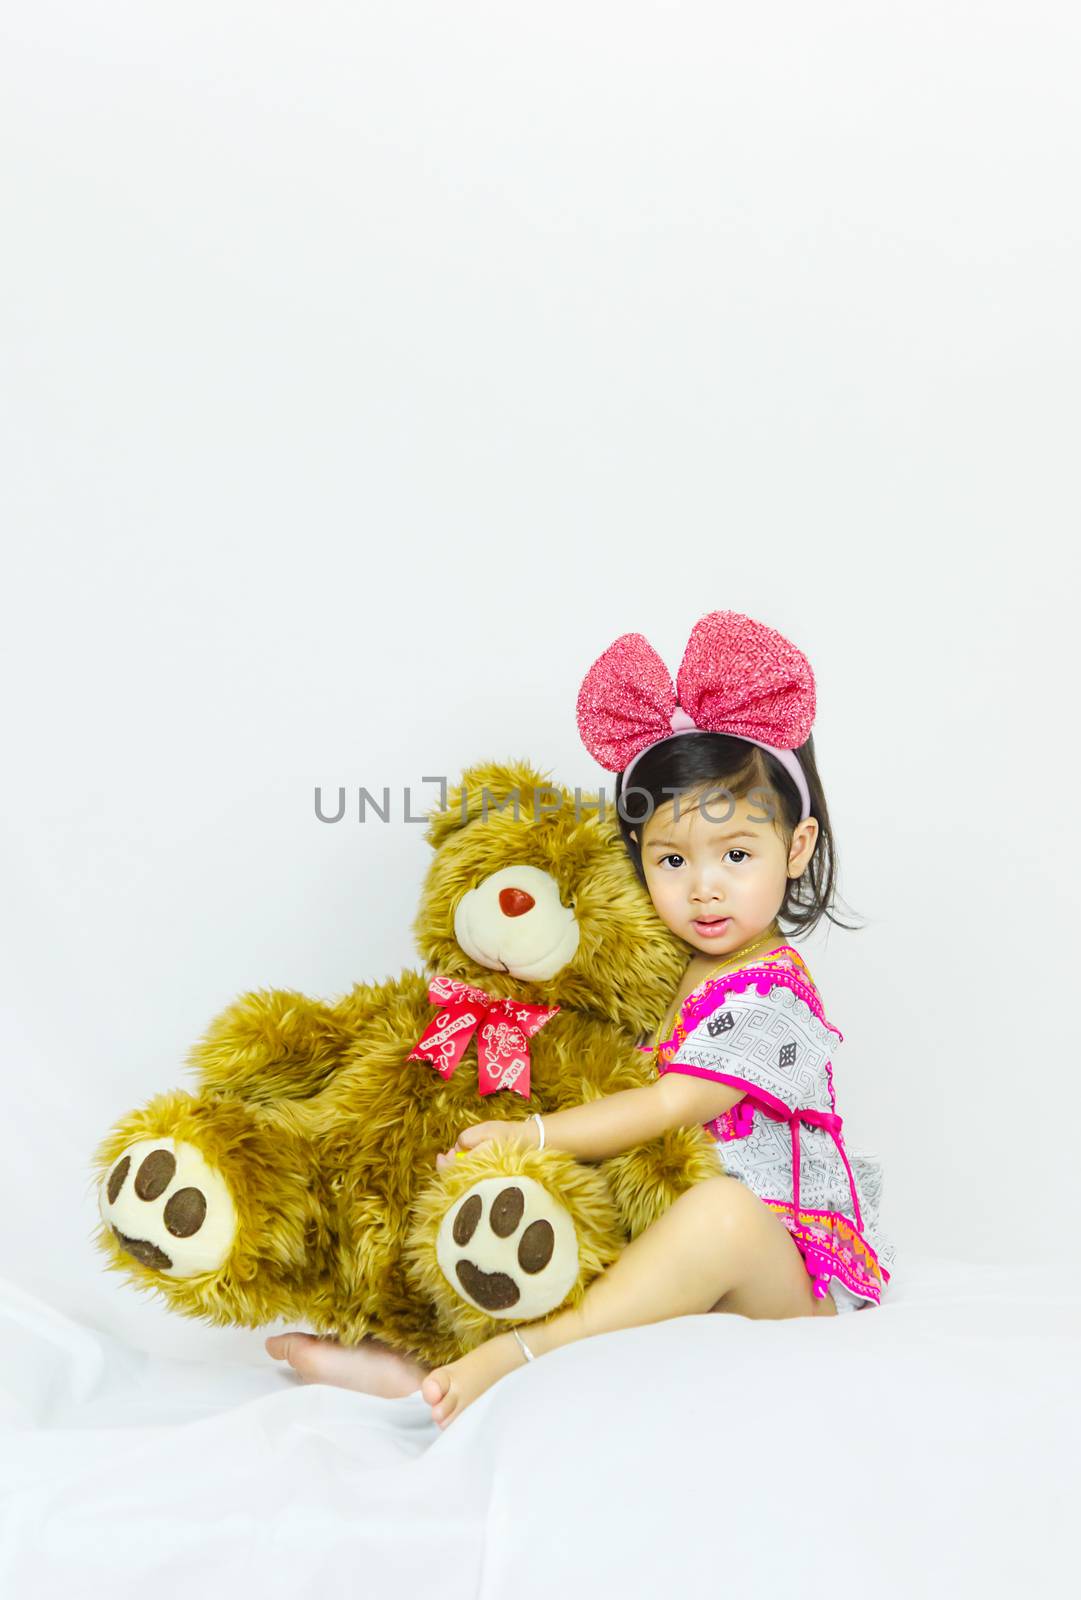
[498, 887, 535, 918]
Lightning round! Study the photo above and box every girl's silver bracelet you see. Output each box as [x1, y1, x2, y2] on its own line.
[531, 1111, 545, 1150]
[512, 1327, 536, 1363]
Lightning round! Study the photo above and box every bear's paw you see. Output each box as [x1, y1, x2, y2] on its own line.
[98, 1137, 237, 1278]
[437, 1175, 579, 1321]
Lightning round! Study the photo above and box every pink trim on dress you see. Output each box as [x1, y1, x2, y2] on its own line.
[682, 959, 844, 1049]
[660, 1066, 865, 1246]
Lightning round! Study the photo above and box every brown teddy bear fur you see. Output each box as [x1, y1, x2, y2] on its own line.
[91, 760, 721, 1367]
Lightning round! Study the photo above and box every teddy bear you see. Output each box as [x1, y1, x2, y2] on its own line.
[92, 760, 721, 1367]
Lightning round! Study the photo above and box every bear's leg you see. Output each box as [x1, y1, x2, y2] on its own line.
[93, 1090, 333, 1330]
[405, 1144, 627, 1351]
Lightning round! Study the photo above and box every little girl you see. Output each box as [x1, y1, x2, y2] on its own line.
[268, 610, 894, 1426]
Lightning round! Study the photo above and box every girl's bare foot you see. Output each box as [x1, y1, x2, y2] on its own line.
[421, 1331, 529, 1428]
[265, 1332, 428, 1397]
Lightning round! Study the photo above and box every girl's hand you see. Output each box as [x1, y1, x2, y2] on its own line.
[435, 1118, 538, 1170]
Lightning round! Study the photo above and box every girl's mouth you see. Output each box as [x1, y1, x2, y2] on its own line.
[692, 917, 731, 938]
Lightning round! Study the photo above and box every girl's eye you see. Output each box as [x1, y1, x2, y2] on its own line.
[657, 851, 750, 868]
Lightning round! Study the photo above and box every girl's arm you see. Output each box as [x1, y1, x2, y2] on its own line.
[440, 1072, 745, 1166]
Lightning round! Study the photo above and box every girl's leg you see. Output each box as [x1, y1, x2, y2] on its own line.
[422, 1174, 835, 1427]
[265, 1332, 429, 1397]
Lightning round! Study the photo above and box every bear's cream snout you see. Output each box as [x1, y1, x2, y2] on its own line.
[453, 865, 580, 981]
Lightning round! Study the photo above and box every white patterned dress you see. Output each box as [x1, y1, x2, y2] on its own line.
[642, 945, 894, 1309]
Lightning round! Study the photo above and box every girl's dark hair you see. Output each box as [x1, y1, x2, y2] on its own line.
[614, 732, 863, 939]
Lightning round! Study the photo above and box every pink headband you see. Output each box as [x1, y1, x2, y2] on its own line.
[576, 610, 816, 822]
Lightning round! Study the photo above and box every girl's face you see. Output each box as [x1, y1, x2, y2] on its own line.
[631, 787, 819, 958]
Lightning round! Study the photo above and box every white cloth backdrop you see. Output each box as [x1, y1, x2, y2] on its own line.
[2, 3, 1078, 1595]
[2, 1263, 1077, 1597]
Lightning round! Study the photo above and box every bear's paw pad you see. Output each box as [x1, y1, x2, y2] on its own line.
[98, 1137, 237, 1278]
[436, 1175, 579, 1321]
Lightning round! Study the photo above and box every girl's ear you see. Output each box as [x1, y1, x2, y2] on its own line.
[787, 816, 820, 875]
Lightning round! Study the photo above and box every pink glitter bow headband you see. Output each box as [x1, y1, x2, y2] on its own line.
[575, 610, 816, 822]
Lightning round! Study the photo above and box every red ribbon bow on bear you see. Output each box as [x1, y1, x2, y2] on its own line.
[407, 975, 559, 1099]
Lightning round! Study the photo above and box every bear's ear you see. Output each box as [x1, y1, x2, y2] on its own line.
[423, 759, 557, 850]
